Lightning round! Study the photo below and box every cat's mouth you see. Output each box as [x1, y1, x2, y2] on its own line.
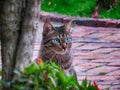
[52, 49, 67, 55]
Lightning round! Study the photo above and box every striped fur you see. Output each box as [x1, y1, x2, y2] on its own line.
[39, 21, 76, 76]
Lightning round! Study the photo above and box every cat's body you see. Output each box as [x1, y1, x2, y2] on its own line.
[39, 20, 76, 76]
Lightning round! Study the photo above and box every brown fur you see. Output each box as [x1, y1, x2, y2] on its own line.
[39, 20, 76, 76]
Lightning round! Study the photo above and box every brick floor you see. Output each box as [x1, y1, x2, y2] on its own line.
[72, 26, 120, 90]
[0, 23, 120, 90]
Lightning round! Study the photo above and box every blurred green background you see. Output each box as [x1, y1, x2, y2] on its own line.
[41, 0, 120, 19]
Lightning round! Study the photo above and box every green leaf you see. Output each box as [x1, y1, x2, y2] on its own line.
[81, 77, 88, 88]
[87, 85, 97, 90]
[0, 70, 2, 76]
[27, 80, 34, 84]
[24, 62, 39, 75]
[13, 85, 25, 90]
[0, 80, 11, 88]
[49, 76, 56, 87]
[18, 77, 28, 83]
[14, 69, 21, 76]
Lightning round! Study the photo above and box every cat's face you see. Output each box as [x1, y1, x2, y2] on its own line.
[42, 21, 72, 55]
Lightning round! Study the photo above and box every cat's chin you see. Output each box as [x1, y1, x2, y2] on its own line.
[53, 49, 67, 55]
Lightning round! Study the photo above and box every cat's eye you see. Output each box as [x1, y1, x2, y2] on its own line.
[65, 37, 71, 43]
[53, 38, 59, 43]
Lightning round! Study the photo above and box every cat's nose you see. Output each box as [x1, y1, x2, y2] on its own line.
[62, 43, 67, 50]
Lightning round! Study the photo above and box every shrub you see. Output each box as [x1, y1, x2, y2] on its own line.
[0, 61, 99, 90]
[96, 0, 118, 10]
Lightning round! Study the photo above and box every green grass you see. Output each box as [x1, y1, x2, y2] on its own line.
[99, 3, 120, 19]
[41, 0, 120, 19]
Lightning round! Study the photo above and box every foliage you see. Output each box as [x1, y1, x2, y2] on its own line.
[0, 62, 99, 90]
[99, 2, 120, 19]
[41, 0, 120, 19]
[96, 0, 118, 10]
[0, 70, 2, 76]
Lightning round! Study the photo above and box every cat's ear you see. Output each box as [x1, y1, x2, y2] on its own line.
[64, 21, 72, 32]
[43, 20, 55, 36]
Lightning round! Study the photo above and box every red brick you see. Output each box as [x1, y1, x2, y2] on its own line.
[74, 65, 87, 73]
[101, 35, 120, 42]
[91, 48, 119, 54]
[77, 75, 120, 81]
[97, 20, 106, 27]
[107, 70, 120, 76]
[108, 62, 120, 66]
[75, 43, 103, 50]
[110, 85, 120, 90]
[106, 21, 117, 28]
[73, 52, 106, 60]
[86, 66, 120, 75]
[92, 59, 120, 63]
[86, 32, 109, 38]
[98, 85, 111, 90]
[72, 43, 84, 49]
[74, 62, 105, 70]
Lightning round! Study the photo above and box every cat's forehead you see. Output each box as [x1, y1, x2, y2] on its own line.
[54, 25, 67, 34]
[55, 25, 64, 31]
[52, 25, 70, 37]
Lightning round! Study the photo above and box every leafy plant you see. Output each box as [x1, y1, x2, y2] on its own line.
[0, 61, 99, 90]
[96, 0, 118, 10]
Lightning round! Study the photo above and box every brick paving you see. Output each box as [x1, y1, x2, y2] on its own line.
[0, 21, 120, 90]
[72, 26, 120, 90]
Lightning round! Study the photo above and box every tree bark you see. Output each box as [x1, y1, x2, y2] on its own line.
[0, 0, 41, 89]
[0, 0, 23, 82]
[15, 0, 40, 72]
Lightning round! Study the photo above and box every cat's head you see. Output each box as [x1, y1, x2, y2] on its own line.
[42, 20, 72, 54]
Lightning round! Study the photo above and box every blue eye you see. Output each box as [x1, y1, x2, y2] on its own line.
[53, 38, 59, 43]
[65, 37, 71, 43]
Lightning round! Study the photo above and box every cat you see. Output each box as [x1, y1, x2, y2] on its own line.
[39, 20, 76, 77]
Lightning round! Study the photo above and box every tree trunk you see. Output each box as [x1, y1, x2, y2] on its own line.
[0, 0, 23, 83]
[15, 0, 40, 72]
[0, 0, 41, 89]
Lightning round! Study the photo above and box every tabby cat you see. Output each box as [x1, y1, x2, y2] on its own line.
[39, 20, 76, 77]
